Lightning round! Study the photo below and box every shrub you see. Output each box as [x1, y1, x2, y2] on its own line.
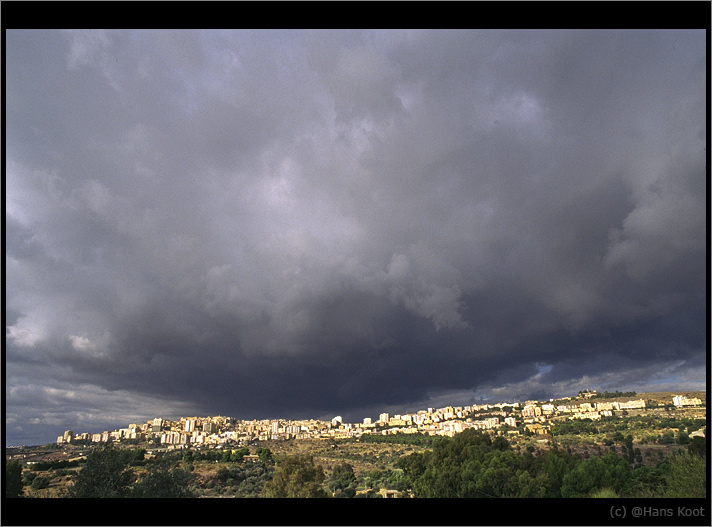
[30, 476, 50, 490]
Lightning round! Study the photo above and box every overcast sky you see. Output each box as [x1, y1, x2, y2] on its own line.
[5, 29, 707, 446]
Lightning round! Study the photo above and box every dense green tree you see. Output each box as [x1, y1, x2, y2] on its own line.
[475, 450, 546, 498]
[256, 447, 274, 463]
[390, 422, 705, 499]
[215, 466, 231, 483]
[662, 451, 706, 498]
[327, 463, 356, 496]
[687, 436, 706, 457]
[552, 420, 599, 436]
[264, 455, 328, 498]
[560, 451, 631, 498]
[326, 463, 359, 498]
[396, 450, 429, 491]
[658, 430, 675, 444]
[385, 468, 408, 492]
[628, 464, 666, 497]
[489, 449, 547, 497]
[230, 447, 250, 463]
[357, 432, 434, 446]
[125, 448, 146, 466]
[69, 445, 136, 498]
[396, 430, 548, 498]
[560, 458, 602, 498]
[491, 435, 511, 451]
[233, 463, 274, 497]
[622, 435, 635, 464]
[198, 450, 223, 462]
[539, 449, 573, 498]
[131, 457, 196, 498]
[512, 469, 548, 498]
[5, 460, 24, 498]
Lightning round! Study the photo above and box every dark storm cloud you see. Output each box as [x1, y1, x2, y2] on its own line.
[5, 29, 706, 445]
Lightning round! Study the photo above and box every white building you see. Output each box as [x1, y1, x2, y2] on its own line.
[619, 399, 646, 410]
[673, 395, 702, 407]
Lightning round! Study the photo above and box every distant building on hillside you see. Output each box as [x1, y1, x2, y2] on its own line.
[673, 395, 702, 407]
[56, 430, 74, 444]
[618, 399, 646, 410]
[522, 405, 541, 417]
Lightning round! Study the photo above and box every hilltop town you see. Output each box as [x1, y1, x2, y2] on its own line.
[54, 390, 706, 450]
[5, 388, 706, 501]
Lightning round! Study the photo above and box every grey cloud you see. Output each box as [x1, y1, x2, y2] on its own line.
[5, 29, 706, 445]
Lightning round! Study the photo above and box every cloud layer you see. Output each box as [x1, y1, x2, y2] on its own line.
[5, 29, 707, 445]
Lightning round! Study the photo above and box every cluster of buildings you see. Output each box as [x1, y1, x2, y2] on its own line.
[58, 405, 510, 448]
[522, 398, 647, 421]
[57, 393, 704, 448]
[519, 398, 650, 436]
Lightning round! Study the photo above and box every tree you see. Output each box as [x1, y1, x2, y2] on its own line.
[628, 464, 666, 497]
[264, 455, 328, 498]
[512, 469, 547, 498]
[395, 430, 546, 498]
[474, 450, 546, 498]
[30, 475, 50, 490]
[230, 447, 250, 463]
[491, 435, 511, 451]
[560, 452, 631, 498]
[68, 445, 135, 498]
[386, 468, 408, 492]
[560, 457, 604, 498]
[216, 466, 231, 483]
[539, 450, 572, 498]
[622, 435, 635, 464]
[476, 450, 519, 497]
[658, 430, 675, 445]
[131, 456, 196, 498]
[687, 436, 706, 457]
[327, 463, 356, 497]
[125, 448, 146, 466]
[5, 460, 23, 498]
[662, 451, 706, 498]
[256, 447, 273, 464]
